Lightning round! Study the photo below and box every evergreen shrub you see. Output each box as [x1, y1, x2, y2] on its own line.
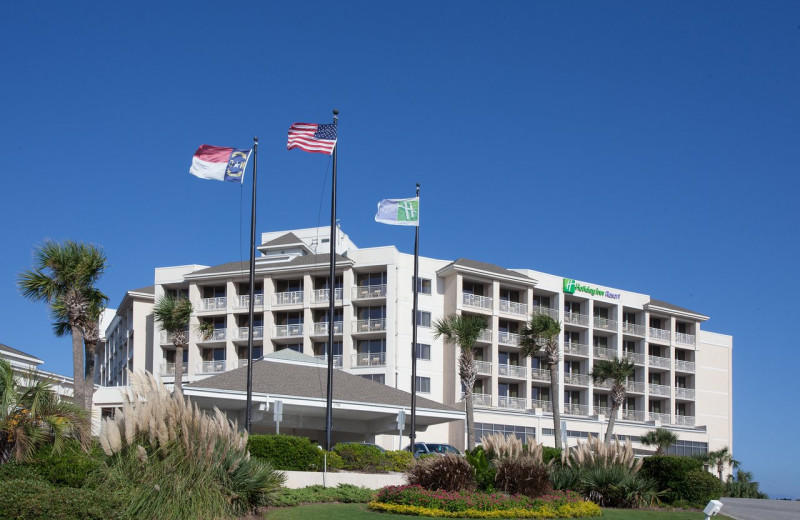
[671, 469, 723, 508]
[248, 434, 323, 471]
[333, 443, 391, 472]
[466, 446, 496, 492]
[639, 455, 703, 503]
[0, 477, 125, 520]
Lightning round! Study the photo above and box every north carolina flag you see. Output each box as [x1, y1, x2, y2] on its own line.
[189, 145, 252, 183]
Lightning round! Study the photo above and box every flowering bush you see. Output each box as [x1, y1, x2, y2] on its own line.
[369, 499, 601, 518]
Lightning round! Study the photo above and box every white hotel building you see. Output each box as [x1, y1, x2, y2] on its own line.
[96, 226, 732, 456]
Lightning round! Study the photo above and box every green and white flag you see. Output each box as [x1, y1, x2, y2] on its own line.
[375, 197, 419, 226]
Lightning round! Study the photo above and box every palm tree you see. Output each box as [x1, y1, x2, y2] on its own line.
[707, 446, 739, 481]
[519, 313, 563, 449]
[0, 359, 89, 463]
[590, 356, 636, 445]
[433, 313, 488, 450]
[17, 240, 108, 410]
[153, 295, 213, 393]
[640, 427, 678, 455]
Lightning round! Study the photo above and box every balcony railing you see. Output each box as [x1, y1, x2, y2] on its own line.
[648, 355, 671, 369]
[531, 368, 551, 381]
[532, 399, 552, 412]
[532, 305, 559, 320]
[594, 379, 614, 389]
[236, 326, 264, 340]
[199, 328, 227, 342]
[593, 346, 618, 360]
[675, 332, 696, 345]
[564, 312, 590, 326]
[471, 393, 492, 407]
[498, 396, 527, 410]
[200, 297, 227, 311]
[312, 321, 344, 336]
[622, 322, 646, 336]
[675, 387, 695, 399]
[160, 330, 189, 344]
[650, 412, 671, 423]
[564, 373, 590, 386]
[595, 406, 612, 416]
[626, 381, 645, 393]
[674, 415, 695, 426]
[649, 328, 671, 341]
[564, 403, 589, 415]
[649, 383, 671, 396]
[622, 409, 646, 421]
[352, 318, 386, 333]
[675, 360, 695, 372]
[462, 293, 493, 310]
[476, 329, 493, 343]
[593, 317, 618, 331]
[351, 351, 386, 367]
[274, 324, 303, 337]
[497, 331, 520, 346]
[234, 294, 263, 308]
[498, 364, 526, 378]
[197, 360, 228, 374]
[499, 300, 528, 316]
[273, 290, 304, 306]
[623, 351, 646, 365]
[476, 361, 492, 375]
[314, 355, 343, 368]
[563, 342, 589, 356]
[310, 288, 343, 304]
[352, 284, 387, 300]
[159, 362, 187, 376]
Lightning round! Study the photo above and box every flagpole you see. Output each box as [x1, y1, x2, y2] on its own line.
[244, 136, 258, 433]
[325, 109, 338, 451]
[411, 183, 420, 448]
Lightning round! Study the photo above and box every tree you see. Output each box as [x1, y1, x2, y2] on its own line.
[724, 469, 768, 499]
[0, 359, 89, 463]
[640, 427, 678, 455]
[590, 356, 636, 445]
[519, 313, 563, 449]
[153, 295, 212, 393]
[17, 239, 108, 410]
[706, 446, 739, 481]
[433, 314, 488, 450]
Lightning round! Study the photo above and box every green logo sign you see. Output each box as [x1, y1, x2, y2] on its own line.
[397, 200, 419, 222]
[562, 278, 621, 300]
[563, 278, 576, 294]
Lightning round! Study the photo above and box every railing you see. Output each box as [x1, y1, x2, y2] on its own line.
[310, 288, 343, 303]
[532, 305, 559, 320]
[649, 328, 671, 341]
[563, 312, 590, 326]
[352, 284, 387, 300]
[674, 415, 695, 426]
[314, 355, 343, 368]
[477, 329, 493, 343]
[622, 322, 646, 336]
[159, 362, 187, 376]
[498, 364, 526, 378]
[197, 360, 228, 374]
[648, 355, 671, 369]
[649, 384, 671, 396]
[351, 351, 386, 367]
[235, 294, 263, 308]
[531, 399, 552, 412]
[595, 406, 612, 416]
[622, 409, 646, 421]
[594, 379, 614, 389]
[274, 324, 303, 337]
[623, 351, 645, 365]
[563, 342, 589, 356]
[497, 331, 520, 346]
[564, 373, 590, 386]
[650, 412, 671, 423]
[564, 403, 589, 415]
[273, 290, 304, 306]
[593, 317, 618, 331]
[593, 346, 618, 360]
[675, 332, 696, 345]
[312, 321, 344, 335]
[475, 361, 492, 375]
[531, 368, 551, 381]
[471, 393, 492, 407]
[200, 297, 227, 311]
[199, 328, 227, 342]
[626, 381, 645, 393]
[675, 387, 696, 399]
[498, 396, 527, 410]
[675, 360, 695, 372]
[462, 293, 493, 310]
[352, 318, 386, 333]
[236, 326, 264, 340]
[499, 300, 528, 316]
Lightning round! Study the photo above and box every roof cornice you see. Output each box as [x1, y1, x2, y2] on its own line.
[436, 263, 537, 286]
[644, 303, 709, 322]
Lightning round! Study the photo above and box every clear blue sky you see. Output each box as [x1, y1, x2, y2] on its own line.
[2, 1, 798, 498]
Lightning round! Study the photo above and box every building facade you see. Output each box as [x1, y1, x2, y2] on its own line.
[98, 226, 733, 456]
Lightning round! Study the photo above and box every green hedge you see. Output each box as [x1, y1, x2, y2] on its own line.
[672, 469, 723, 508]
[639, 455, 703, 503]
[248, 434, 323, 471]
[30, 441, 106, 488]
[333, 443, 392, 472]
[0, 478, 125, 520]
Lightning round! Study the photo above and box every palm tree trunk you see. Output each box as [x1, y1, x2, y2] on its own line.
[550, 363, 562, 450]
[84, 340, 97, 410]
[464, 389, 475, 450]
[605, 403, 619, 445]
[70, 324, 86, 410]
[174, 345, 184, 393]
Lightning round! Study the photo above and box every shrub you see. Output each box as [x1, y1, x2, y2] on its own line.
[671, 469, 723, 508]
[466, 446, 496, 492]
[386, 449, 414, 472]
[0, 462, 44, 481]
[495, 457, 552, 498]
[333, 443, 391, 472]
[248, 434, 323, 471]
[30, 440, 105, 488]
[322, 450, 344, 470]
[542, 447, 562, 465]
[0, 477, 125, 520]
[639, 455, 702, 499]
[270, 484, 376, 506]
[406, 453, 475, 491]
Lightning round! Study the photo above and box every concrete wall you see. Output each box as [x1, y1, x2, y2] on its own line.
[282, 470, 405, 489]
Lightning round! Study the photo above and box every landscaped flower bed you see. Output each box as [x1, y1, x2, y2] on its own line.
[369, 485, 601, 518]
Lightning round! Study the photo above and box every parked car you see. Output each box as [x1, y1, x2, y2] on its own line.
[404, 442, 462, 457]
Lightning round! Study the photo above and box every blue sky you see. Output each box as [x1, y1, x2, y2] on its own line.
[2, 1, 798, 498]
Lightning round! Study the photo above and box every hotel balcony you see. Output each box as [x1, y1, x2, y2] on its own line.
[196, 360, 230, 374]
[649, 383, 671, 397]
[675, 387, 696, 400]
[531, 368, 551, 382]
[352, 284, 387, 300]
[675, 360, 696, 373]
[564, 373, 590, 386]
[563, 342, 589, 357]
[476, 361, 492, 375]
[498, 364, 526, 379]
[499, 299, 528, 316]
[648, 327, 671, 342]
[351, 351, 386, 367]
[593, 317, 618, 331]
[498, 395, 527, 410]
[235, 326, 264, 341]
[564, 403, 589, 415]
[626, 381, 645, 393]
[273, 291, 304, 306]
[233, 294, 264, 309]
[462, 293, 493, 311]
[622, 409, 646, 421]
[622, 322, 646, 336]
[314, 355, 343, 368]
[648, 355, 671, 369]
[674, 415, 695, 426]
[198, 328, 228, 343]
[650, 412, 671, 423]
[310, 288, 343, 304]
[311, 321, 344, 336]
[675, 332, 696, 346]
[594, 379, 614, 390]
[593, 346, 618, 361]
[351, 318, 386, 334]
[564, 311, 590, 327]
[624, 351, 646, 365]
[595, 406, 612, 416]
[159, 362, 188, 376]
[471, 393, 492, 407]
[532, 399, 552, 412]
[532, 305, 559, 320]
[199, 297, 227, 312]
[476, 329, 493, 344]
[273, 324, 303, 338]
[497, 331, 521, 346]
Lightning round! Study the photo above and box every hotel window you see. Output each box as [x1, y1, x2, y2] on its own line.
[358, 272, 387, 286]
[462, 281, 484, 296]
[415, 310, 432, 327]
[313, 341, 342, 357]
[564, 301, 581, 314]
[650, 317, 663, 329]
[166, 288, 189, 299]
[415, 376, 431, 393]
[533, 295, 551, 308]
[565, 331, 580, 346]
[203, 285, 226, 298]
[360, 373, 385, 384]
[415, 343, 431, 360]
[593, 336, 608, 349]
[413, 277, 432, 294]
[624, 312, 636, 325]
[499, 288, 520, 302]
[594, 307, 609, 319]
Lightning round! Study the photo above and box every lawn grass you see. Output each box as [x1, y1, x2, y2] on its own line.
[262, 503, 734, 519]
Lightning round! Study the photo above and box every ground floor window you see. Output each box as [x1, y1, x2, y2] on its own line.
[474, 422, 535, 442]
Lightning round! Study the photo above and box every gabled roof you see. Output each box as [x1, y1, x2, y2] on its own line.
[437, 258, 536, 285]
[646, 299, 709, 321]
[262, 232, 306, 248]
[185, 254, 354, 278]
[129, 285, 154, 295]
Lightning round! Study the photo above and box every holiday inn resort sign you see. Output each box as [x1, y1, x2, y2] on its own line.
[563, 278, 621, 300]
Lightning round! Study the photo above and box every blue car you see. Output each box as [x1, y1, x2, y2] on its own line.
[404, 442, 462, 457]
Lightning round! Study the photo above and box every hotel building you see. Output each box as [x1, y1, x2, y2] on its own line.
[96, 226, 732, 456]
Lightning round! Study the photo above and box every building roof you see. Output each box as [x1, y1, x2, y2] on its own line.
[187, 356, 458, 412]
[0, 343, 43, 364]
[438, 258, 536, 284]
[646, 299, 709, 321]
[262, 232, 305, 248]
[187, 254, 354, 277]
[129, 285, 154, 295]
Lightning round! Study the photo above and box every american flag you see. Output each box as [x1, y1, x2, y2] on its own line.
[287, 122, 337, 155]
